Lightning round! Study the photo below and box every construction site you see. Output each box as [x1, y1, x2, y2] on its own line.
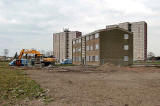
[0, 21, 160, 106]
[1, 61, 160, 106]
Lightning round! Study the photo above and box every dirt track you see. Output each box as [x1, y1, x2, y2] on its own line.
[25, 66, 160, 106]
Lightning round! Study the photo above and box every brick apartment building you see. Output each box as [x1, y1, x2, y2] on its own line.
[106, 21, 147, 61]
[53, 29, 81, 62]
[72, 27, 133, 66]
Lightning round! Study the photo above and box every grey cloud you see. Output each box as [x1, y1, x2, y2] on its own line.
[0, 0, 160, 56]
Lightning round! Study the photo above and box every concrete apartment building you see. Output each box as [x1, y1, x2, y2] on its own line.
[53, 29, 81, 62]
[106, 21, 147, 61]
[72, 27, 133, 66]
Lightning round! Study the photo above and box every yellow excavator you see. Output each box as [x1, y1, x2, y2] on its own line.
[41, 55, 56, 66]
[9, 49, 56, 66]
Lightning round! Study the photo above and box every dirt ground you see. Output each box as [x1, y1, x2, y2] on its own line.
[25, 66, 160, 106]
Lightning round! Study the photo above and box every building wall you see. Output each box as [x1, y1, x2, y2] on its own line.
[107, 21, 147, 61]
[68, 31, 81, 60]
[106, 25, 119, 29]
[72, 38, 82, 65]
[131, 22, 147, 61]
[72, 28, 133, 66]
[72, 34, 101, 66]
[53, 32, 66, 62]
[59, 32, 67, 62]
[100, 29, 133, 66]
[53, 33, 60, 61]
[119, 22, 130, 31]
[53, 31, 81, 62]
[81, 37, 86, 65]
[85, 35, 100, 65]
[144, 22, 147, 60]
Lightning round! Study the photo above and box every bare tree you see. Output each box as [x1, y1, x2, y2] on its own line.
[147, 52, 155, 58]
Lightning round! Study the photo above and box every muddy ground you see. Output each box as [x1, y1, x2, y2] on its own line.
[25, 66, 160, 106]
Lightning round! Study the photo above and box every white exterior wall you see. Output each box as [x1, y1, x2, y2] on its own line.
[119, 22, 130, 30]
[131, 22, 146, 61]
[68, 32, 78, 59]
[53, 33, 60, 61]
[106, 25, 118, 29]
[53, 31, 81, 62]
[53, 32, 66, 62]
[59, 32, 66, 62]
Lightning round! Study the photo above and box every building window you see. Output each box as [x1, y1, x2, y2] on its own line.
[79, 57, 81, 61]
[128, 24, 132, 32]
[124, 45, 129, 50]
[75, 48, 78, 52]
[78, 48, 81, 52]
[73, 41, 75, 44]
[75, 56, 81, 61]
[90, 46, 93, 51]
[89, 36, 92, 40]
[76, 40, 79, 44]
[86, 46, 90, 51]
[76, 57, 79, 61]
[79, 39, 81, 43]
[95, 44, 99, 50]
[86, 36, 89, 41]
[124, 56, 129, 61]
[92, 35, 95, 39]
[75, 57, 77, 61]
[75, 57, 76, 61]
[95, 56, 99, 61]
[95, 33, 99, 38]
[73, 57, 76, 61]
[92, 56, 95, 61]
[86, 56, 89, 61]
[124, 34, 129, 39]
[90, 35, 94, 40]
[90, 56, 92, 61]
[73, 48, 75, 53]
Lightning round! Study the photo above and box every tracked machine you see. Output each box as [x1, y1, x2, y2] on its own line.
[9, 49, 56, 66]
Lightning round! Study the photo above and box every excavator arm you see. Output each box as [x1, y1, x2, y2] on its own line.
[16, 49, 42, 66]
[18, 49, 25, 60]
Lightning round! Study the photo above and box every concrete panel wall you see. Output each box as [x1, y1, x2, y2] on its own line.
[119, 22, 130, 30]
[53, 33, 60, 61]
[68, 32, 81, 60]
[59, 32, 66, 62]
[131, 22, 147, 61]
[53, 31, 82, 62]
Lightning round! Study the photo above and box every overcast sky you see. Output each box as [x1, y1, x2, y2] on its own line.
[0, 0, 159, 56]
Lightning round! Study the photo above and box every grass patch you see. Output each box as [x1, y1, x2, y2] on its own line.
[133, 61, 160, 65]
[0, 62, 52, 105]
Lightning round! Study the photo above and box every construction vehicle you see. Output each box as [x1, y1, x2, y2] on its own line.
[9, 49, 56, 66]
[9, 49, 42, 66]
[41, 55, 56, 66]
